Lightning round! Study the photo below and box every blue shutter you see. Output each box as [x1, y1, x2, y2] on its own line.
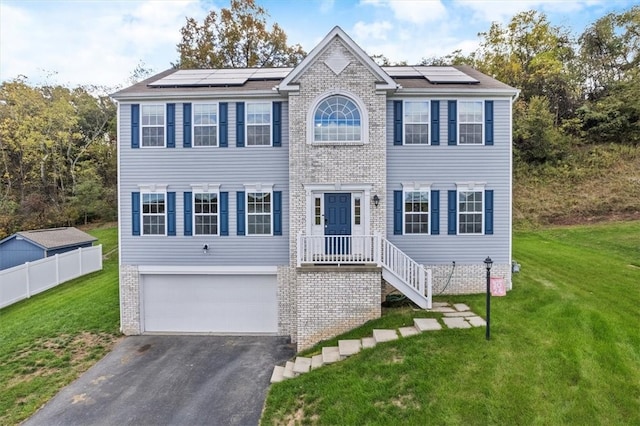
[448, 190, 457, 235]
[393, 190, 403, 235]
[183, 103, 192, 148]
[184, 192, 192, 236]
[431, 190, 440, 235]
[220, 192, 229, 236]
[431, 101, 440, 145]
[219, 102, 228, 147]
[167, 192, 176, 236]
[132, 192, 140, 236]
[273, 191, 282, 235]
[485, 189, 494, 235]
[393, 101, 403, 145]
[236, 102, 245, 147]
[236, 191, 245, 235]
[166, 103, 175, 148]
[485, 100, 494, 146]
[272, 101, 281, 147]
[131, 104, 140, 149]
[448, 101, 457, 145]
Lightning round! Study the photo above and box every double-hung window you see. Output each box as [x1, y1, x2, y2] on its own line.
[404, 189, 430, 234]
[458, 101, 483, 145]
[404, 100, 429, 144]
[141, 105, 165, 147]
[246, 103, 271, 146]
[194, 192, 218, 235]
[458, 186, 483, 234]
[193, 103, 218, 146]
[247, 191, 272, 235]
[142, 192, 166, 235]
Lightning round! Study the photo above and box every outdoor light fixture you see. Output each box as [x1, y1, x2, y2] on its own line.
[484, 256, 493, 340]
[373, 194, 380, 207]
[203, 244, 209, 254]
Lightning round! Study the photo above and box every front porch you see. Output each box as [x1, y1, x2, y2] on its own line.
[296, 234, 432, 310]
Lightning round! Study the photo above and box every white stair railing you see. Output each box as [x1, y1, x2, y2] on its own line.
[297, 233, 432, 309]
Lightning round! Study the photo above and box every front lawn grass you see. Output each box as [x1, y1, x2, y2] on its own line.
[0, 225, 120, 425]
[262, 221, 640, 425]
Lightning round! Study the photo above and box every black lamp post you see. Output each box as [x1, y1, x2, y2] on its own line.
[484, 256, 493, 340]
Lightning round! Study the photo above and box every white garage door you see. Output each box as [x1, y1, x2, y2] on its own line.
[142, 273, 278, 334]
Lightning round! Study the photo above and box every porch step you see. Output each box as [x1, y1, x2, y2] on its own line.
[338, 339, 361, 356]
[283, 361, 297, 379]
[414, 317, 442, 331]
[270, 365, 285, 383]
[372, 329, 398, 343]
[322, 346, 341, 364]
[269, 302, 488, 383]
[398, 326, 419, 337]
[293, 357, 312, 374]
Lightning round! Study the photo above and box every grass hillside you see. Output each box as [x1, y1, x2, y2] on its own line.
[0, 225, 120, 425]
[262, 221, 640, 424]
[514, 144, 640, 228]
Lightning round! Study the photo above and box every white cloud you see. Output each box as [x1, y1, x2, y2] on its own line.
[352, 21, 394, 41]
[455, 0, 607, 24]
[360, 0, 447, 24]
[0, 0, 209, 88]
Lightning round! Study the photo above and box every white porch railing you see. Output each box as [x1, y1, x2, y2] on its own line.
[297, 234, 432, 309]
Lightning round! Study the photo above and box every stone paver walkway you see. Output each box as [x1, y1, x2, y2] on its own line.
[270, 302, 486, 383]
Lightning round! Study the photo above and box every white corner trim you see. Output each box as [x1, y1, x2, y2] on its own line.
[138, 265, 278, 275]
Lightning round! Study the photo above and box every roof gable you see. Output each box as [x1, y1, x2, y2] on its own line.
[277, 26, 397, 91]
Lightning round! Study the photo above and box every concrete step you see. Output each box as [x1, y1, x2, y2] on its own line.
[322, 346, 341, 364]
[453, 303, 470, 311]
[283, 361, 296, 378]
[398, 326, 419, 337]
[361, 337, 376, 349]
[270, 365, 285, 383]
[338, 339, 361, 356]
[443, 311, 476, 317]
[414, 317, 442, 331]
[372, 329, 398, 343]
[442, 317, 472, 329]
[467, 316, 487, 327]
[293, 357, 312, 374]
[311, 354, 324, 369]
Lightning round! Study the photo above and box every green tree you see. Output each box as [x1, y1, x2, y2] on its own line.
[514, 96, 568, 164]
[176, 0, 305, 68]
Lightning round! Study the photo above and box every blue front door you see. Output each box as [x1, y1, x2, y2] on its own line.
[324, 193, 351, 254]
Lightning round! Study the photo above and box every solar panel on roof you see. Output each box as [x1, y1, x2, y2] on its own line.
[418, 67, 479, 84]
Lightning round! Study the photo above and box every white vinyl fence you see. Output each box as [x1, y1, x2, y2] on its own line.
[0, 245, 102, 309]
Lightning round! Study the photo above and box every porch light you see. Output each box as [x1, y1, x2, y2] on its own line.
[484, 256, 493, 340]
[373, 194, 380, 207]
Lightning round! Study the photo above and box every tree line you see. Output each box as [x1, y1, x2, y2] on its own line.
[0, 1, 637, 237]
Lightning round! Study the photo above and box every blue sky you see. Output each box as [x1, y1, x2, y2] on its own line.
[0, 0, 636, 88]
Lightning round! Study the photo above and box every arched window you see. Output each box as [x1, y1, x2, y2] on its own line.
[313, 96, 362, 142]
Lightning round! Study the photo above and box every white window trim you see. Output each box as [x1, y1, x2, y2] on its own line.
[306, 90, 369, 145]
[138, 184, 168, 236]
[302, 183, 373, 236]
[401, 182, 431, 235]
[457, 100, 485, 146]
[192, 103, 219, 148]
[140, 103, 166, 148]
[245, 102, 272, 147]
[456, 182, 486, 235]
[244, 183, 274, 236]
[191, 184, 221, 236]
[403, 99, 430, 145]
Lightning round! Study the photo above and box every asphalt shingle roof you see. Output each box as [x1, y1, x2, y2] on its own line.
[16, 227, 97, 250]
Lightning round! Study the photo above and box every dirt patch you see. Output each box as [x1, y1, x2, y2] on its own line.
[548, 211, 640, 226]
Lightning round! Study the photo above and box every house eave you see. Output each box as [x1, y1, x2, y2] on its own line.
[111, 89, 284, 102]
[391, 88, 520, 98]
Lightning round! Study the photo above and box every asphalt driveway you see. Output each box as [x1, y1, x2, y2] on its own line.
[24, 335, 294, 426]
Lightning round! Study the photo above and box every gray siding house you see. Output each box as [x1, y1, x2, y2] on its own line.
[0, 227, 97, 270]
[112, 27, 518, 350]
